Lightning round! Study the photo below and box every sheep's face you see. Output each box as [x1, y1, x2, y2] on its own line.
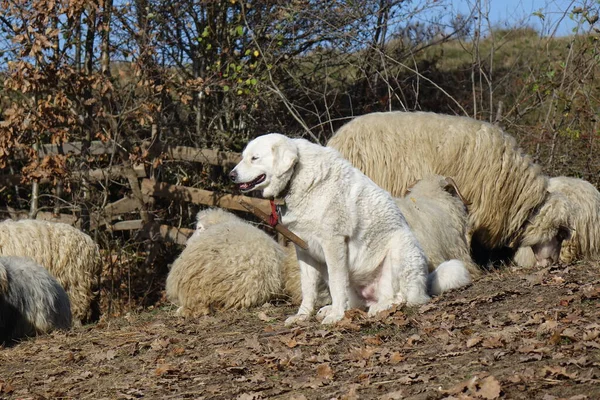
[531, 227, 571, 267]
[229, 133, 298, 199]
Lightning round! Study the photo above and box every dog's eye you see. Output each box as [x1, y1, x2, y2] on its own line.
[251, 156, 259, 161]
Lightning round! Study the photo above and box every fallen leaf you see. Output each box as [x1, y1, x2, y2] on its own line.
[150, 338, 171, 351]
[541, 366, 577, 380]
[389, 352, 405, 364]
[380, 390, 404, 400]
[561, 328, 578, 341]
[476, 375, 502, 399]
[155, 363, 174, 376]
[316, 363, 334, 380]
[467, 336, 483, 348]
[257, 311, 274, 322]
[537, 320, 558, 334]
[482, 336, 504, 348]
[237, 392, 261, 400]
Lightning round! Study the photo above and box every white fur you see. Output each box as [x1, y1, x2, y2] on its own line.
[231, 134, 471, 325]
[0, 256, 72, 343]
[0, 219, 101, 323]
[427, 260, 472, 296]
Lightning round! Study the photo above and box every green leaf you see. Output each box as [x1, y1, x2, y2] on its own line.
[236, 25, 243, 36]
[223, 85, 230, 92]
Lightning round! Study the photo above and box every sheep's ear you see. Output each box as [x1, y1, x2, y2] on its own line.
[444, 176, 470, 207]
[272, 141, 298, 176]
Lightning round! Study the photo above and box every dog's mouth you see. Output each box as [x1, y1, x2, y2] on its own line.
[237, 174, 266, 192]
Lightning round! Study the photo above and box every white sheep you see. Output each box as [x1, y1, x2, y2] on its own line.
[395, 175, 479, 277]
[0, 256, 72, 343]
[327, 111, 565, 265]
[166, 208, 287, 316]
[514, 176, 599, 267]
[167, 208, 330, 316]
[0, 219, 102, 323]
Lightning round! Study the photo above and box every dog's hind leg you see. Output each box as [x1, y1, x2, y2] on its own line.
[369, 232, 430, 317]
[285, 248, 325, 326]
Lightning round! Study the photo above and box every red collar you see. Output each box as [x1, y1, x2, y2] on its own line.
[269, 200, 279, 226]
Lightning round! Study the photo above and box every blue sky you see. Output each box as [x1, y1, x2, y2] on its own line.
[448, 0, 592, 36]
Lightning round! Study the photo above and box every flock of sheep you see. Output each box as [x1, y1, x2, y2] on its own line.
[1, 110, 599, 343]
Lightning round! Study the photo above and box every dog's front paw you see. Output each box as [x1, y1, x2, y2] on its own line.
[284, 314, 310, 326]
[321, 311, 345, 325]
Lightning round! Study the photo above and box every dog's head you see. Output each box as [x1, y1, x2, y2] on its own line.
[230, 133, 298, 198]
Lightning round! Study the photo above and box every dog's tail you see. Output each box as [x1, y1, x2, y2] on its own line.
[427, 259, 472, 296]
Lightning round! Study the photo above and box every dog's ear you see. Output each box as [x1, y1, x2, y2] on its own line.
[272, 141, 298, 176]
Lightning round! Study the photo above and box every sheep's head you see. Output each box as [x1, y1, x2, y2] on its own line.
[518, 191, 573, 267]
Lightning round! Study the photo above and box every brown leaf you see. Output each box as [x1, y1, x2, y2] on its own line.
[537, 320, 558, 334]
[467, 336, 483, 348]
[380, 390, 404, 400]
[363, 335, 383, 346]
[316, 363, 334, 381]
[482, 336, 504, 349]
[150, 338, 171, 351]
[0, 382, 15, 394]
[256, 311, 274, 322]
[542, 366, 577, 380]
[561, 328, 578, 341]
[237, 392, 261, 400]
[476, 376, 502, 399]
[389, 352, 405, 364]
[155, 363, 174, 376]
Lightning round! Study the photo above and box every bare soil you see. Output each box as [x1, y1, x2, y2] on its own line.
[1, 261, 599, 400]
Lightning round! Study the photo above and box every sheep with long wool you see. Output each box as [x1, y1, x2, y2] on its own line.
[395, 175, 479, 277]
[166, 208, 289, 316]
[0, 219, 101, 323]
[514, 176, 599, 267]
[327, 111, 566, 265]
[0, 256, 72, 343]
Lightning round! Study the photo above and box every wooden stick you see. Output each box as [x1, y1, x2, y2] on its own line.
[238, 200, 309, 250]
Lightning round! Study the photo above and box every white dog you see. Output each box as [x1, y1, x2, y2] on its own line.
[230, 134, 471, 325]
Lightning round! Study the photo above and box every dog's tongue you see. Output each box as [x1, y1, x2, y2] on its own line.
[238, 182, 251, 190]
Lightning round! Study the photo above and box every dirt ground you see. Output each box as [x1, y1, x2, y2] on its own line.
[1, 261, 599, 400]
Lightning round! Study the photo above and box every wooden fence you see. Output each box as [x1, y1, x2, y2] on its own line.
[0, 140, 271, 246]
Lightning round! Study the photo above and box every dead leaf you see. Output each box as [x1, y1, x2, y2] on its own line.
[476, 375, 502, 399]
[467, 336, 483, 348]
[561, 328, 578, 341]
[155, 363, 174, 376]
[237, 392, 261, 400]
[0, 382, 15, 394]
[380, 390, 404, 400]
[389, 352, 405, 364]
[340, 385, 359, 400]
[105, 349, 117, 360]
[363, 335, 383, 346]
[406, 334, 422, 346]
[150, 338, 171, 351]
[257, 311, 274, 322]
[316, 363, 334, 381]
[537, 320, 558, 334]
[542, 366, 577, 380]
[582, 328, 600, 341]
[482, 336, 504, 348]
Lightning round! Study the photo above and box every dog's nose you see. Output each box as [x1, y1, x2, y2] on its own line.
[229, 170, 238, 181]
